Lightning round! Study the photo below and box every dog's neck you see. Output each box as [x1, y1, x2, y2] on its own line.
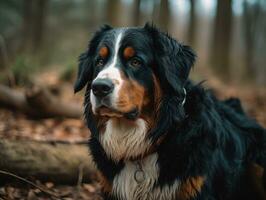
[97, 88, 188, 162]
[99, 118, 152, 162]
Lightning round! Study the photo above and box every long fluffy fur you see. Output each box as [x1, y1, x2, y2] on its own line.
[75, 24, 266, 200]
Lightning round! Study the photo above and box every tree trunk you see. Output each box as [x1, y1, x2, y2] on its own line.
[242, 1, 265, 84]
[0, 139, 95, 185]
[132, 0, 141, 26]
[0, 35, 8, 71]
[20, 0, 34, 52]
[106, 0, 121, 26]
[32, 0, 48, 52]
[210, 0, 232, 81]
[187, 0, 196, 46]
[159, 0, 170, 31]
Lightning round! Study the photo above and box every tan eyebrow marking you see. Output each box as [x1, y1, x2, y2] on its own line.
[99, 46, 109, 58]
[123, 46, 135, 60]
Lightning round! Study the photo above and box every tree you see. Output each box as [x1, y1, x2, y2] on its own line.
[187, 0, 197, 46]
[243, 0, 266, 84]
[159, 0, 171, 31]
[20, 0, 48, 53]
[132, 0, 141, 26]
[106, 0, 121, 26]
[21, 0, 33, 52]
[32, 0, 48, 52]
[210, 0, 232, 81]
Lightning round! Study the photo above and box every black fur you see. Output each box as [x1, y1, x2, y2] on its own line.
[145, 24, 196, 143]
[75, 24, 266, 200]
[74, 24, 112, 93]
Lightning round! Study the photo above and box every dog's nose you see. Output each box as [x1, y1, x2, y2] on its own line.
[92, 79, 114, 97]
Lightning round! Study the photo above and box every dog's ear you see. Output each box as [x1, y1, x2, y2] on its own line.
[74, 25, 113, 93]
[144, 23, 196, 94]
[144, 23, 195, 142]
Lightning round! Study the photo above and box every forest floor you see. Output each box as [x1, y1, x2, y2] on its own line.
[0, 71, 265, 200]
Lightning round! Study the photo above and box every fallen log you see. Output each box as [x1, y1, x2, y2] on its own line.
[0, 84, 82, 118]
[0, 139, 95, 185]
[0, 84, 35, 115]
[25, 85, 83, 118]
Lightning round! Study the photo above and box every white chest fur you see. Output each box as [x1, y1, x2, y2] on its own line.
[99, 119, 151, 161]
[112, 153, 181, 200]
[99, 119, 181, 199]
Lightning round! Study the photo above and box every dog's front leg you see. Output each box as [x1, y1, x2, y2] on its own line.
[88, 137, 124, 199]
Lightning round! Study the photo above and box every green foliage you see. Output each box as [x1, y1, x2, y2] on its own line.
[11, 55, 39, 86]
[60, 62, 76, 82]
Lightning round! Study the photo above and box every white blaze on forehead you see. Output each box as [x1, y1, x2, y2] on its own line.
[92, 31, 124, 110]
[95, 31, 124, 82]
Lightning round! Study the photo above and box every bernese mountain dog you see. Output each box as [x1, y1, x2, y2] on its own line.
[74, 24, 266, 200]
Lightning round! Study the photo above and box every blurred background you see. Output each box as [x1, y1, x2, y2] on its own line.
[0, 0, 265, 199]
[1, 0, 266, 85]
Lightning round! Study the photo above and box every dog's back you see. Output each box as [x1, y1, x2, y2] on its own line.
[215, 95, 266, 199]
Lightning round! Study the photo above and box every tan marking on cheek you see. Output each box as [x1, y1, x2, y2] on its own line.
[116, 73, 162, 132]
[99, 46, 108, 58]
[116, 80, 135, 112]
[123, 46, 135, 60]
[116, 71, 132, 111]
[131, 81, 146, 109]
[177, 176, 205, 200]
[117, 78, 146, 113]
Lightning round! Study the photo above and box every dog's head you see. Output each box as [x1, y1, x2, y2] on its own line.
[75, 23, 195, 146]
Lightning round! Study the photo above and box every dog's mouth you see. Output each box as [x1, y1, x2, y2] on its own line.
[96, 106, 139, 120]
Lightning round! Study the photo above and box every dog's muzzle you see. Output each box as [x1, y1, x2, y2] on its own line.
[91, 78, 117, 115]
[91, 78, 139, 120]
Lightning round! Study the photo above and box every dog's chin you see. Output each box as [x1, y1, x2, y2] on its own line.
[96, 106, 139, 120]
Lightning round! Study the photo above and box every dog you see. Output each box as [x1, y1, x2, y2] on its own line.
[74, 23, 266, 200]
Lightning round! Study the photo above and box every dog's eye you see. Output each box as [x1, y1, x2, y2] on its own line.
[96, 58, 104, 67]
[130, 58, 141, 67]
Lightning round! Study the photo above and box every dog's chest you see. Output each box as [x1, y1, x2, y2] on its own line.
[99, 119, 151, 161]
[112, 153, 180, 200]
